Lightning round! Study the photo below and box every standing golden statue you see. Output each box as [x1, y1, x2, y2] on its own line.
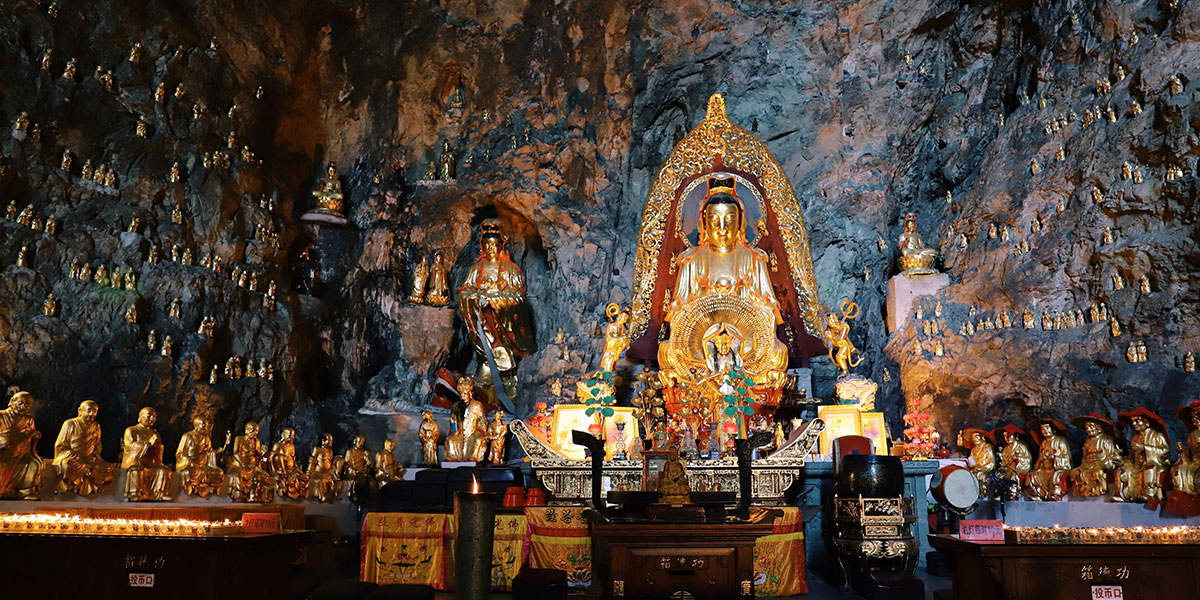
[227, 422, 273, 502]
[424, 251, 450, 306]
[445, 379, 488, 462]
[821, 301, 862, 377]
[52, 400, 114, 496]
[1114, 408, 1170, 503]
[268, 427, 310, 499]
[408, 255, 428, 304]
[121, 407, 173, 501]
[311, 161, 346, 218]
[419, 411, 440, 466]
[438, 140, 455, 180]
[993, 425, 1032, 500]
[456, 219, 535, 401]
[375, 439, 405, 483]
[487, 412, 508, 465]
[175, 415, 228, 498]
[307, 433, 343, 502]
[960, 428, 996, 499]
[599, 303, 630, 372]
[0, 391, 46, 500]
[897, 213, 938, 275]
[1068, 414, 1121, 497]
[1026, 418, 1071, 501]
[1173, 402, 1200, 494]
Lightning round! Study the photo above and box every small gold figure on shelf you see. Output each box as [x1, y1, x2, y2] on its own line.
[124, 304, 137, 324]
[419, 411, 440, 466]
[60, 149, 72, 172]
[169, 297, 181, 319]
[408, 255, 428, 304]
[43, 215, 55, 236]
[424, 161, 437, 181]
[1112, 271, 1125, 290]
[438, 140, 455, 180]
[1026, 418, 1071, 501]
[121, 407, 172, 501]
[175, 415, 226, 499]
[656, 447, 691, 504]
[61, 58, 76, 80]
[1069, 414, 1120, 497]
[1110, 316, 1122, 337]
[424, 251, 450, 306]
[374, 440, 404, 483]
[269, 428, 310, 499]
[136, 116, 148, 138]
[42, 293, 58, 317]
[81, 159, 94, 181]
[160, 336, 172, 357]
[487, 412, 508, 465]
[170, 162, 181, 183]
[310, 161, 345, 217]
[1169, 75, 1183, 95]
[52, 400, 114, 496]
[1185, 351, 1195, 372]
[40, 49, 53, 71]
[0, 391, 46, 500]
[1137, 341, 1147, 363]
[1030, 158, 1041, 175]
[174, 83, 185, 100]
[307, 433, 342, 503]
[228, 422, 273, 503]
[1114, 408, 1170, 503]
[1139, 274, 1152, 294]
[129, 43, 141, 63]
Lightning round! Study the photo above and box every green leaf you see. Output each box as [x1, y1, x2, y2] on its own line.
[585, 407, 596, 416]
[736, 386, 747, 395]
[724, 406, 736, 416]
[744, 406, 755, 416]
[602, 407, 614, 417]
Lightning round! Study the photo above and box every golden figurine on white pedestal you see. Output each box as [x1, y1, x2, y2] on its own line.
[310, 162, 346, 218]
[1068, 414, 1120, 497]
[1026, 418, 1071, 501]
[419, 411, 440, 466]
[268, 427, 310, 499]
[121, 407, 172, 501]
[307, 433, 342, 503]
[898, 212, 937, 275]
[227, 422, 272, 502]
[175, 416, 227, 498]
[487, 412, 508, 465]
[375, 440, 404, 483]
[52, 400, 114, 496]
[0, 392, 46, 500]
[1114, 408, 1170, 503]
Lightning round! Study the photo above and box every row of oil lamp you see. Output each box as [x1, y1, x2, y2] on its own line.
[0, 513, 239, 537]
[1004, 525, 1200, 545]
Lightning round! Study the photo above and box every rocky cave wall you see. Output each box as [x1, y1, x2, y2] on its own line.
[0, 0, 1197, 465]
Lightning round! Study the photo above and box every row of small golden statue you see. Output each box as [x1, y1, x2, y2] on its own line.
[0, 392, 409, 503]
[407, 251, 450, 306]
[958, 406, 1199, 508]
[4, 201, 56, 235]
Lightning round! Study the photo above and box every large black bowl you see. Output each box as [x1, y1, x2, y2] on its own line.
[835, 454, 904, 497]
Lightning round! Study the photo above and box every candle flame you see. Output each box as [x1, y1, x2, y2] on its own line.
[472, 474, 480, 494]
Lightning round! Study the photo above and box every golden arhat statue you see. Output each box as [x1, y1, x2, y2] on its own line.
[628, 93, 827, 412]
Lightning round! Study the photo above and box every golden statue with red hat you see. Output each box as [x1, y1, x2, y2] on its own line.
[992, 425, 1033, 500]
[1026, 418, 1072, 501]
[959, 428, 996, 498]
[1068, 413, 1121, 497]
[1113, 407, 1170, 504]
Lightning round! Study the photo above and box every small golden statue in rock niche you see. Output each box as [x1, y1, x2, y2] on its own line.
[599, 302, 631, 372]
[408, 254, 428, 304]
[656, 447, 691, 504]
[897, 213, 937, 275]
[61, 58, 76, 80]
[424, 251, 450, 306]
[268, 427, 309, 499]
[438, 140, 455, 180]
[52, 400, 114, 496]
[0, 391, 46, 500]
[42, 293, 58, 317]
[307, 433, 342, 503]
[487, 412, 508, 465]
[311, 161, 345, 218]
[821, 301, 862, 377]
[1114, 408, 1170, 503]
[121, 407, 172, 501]
[1026, 418, 1071, 501]
[175, 415, 228, 497]
[1068, 414, 1120, 497]
[419, 411, 440, 466]
[374, 439, 404, 483]
[228, 422, 273, 503]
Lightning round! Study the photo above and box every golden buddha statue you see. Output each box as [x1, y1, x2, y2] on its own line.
[898, 213, 937, 275]
[424, 251, 450, 306]
[42, 293, 57, 317]
[52, 400, 114, 496]
[228, 422, 272, 502]
[121, 407, 172, 501]
[487, 411, 508, 465]
[438, 140, 455, 180]
[445, 379, 488, 462]
[656, 447, 690, 504]
[599, 303, 630, 372]
[307, 433, 342, 502]
[1026, 419, 1071, 501]
[0, 391, 46, 500]
[1068, 414, 1120, 497]
[268, 427, 309, 499]
[175, 415, 227, 497]
[657, 177, 788, 391]
[408, 255, 428, 304]
[1114, 409, 1170, 502]
[343, 435, 373, 481]
[375, 439, 404, 483]
[961, 429, 996, 498]
[456, 219, 535, 398]
[418, 411, 440, 466]
[1172, 404, 1200, 494]
[311, 161, 346, 217]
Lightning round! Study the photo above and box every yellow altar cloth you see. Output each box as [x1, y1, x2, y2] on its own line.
[360, 513, 451, 589]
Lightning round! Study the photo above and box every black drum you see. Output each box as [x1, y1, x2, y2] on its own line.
[835, 454, 904, 497]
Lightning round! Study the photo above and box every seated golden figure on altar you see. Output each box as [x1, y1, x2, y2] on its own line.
[627, 94, 828, 411]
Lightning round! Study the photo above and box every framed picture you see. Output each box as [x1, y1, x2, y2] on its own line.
[817, 405, 863, 456]
[549, 405, 638, 460]
[642, 451, 670, 491]
[859, 411, 889, 456]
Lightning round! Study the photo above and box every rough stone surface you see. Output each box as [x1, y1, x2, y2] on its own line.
[0, 0, 1196, 464]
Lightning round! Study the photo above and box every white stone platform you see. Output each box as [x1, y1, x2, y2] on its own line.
[886, 272, 949, 332]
